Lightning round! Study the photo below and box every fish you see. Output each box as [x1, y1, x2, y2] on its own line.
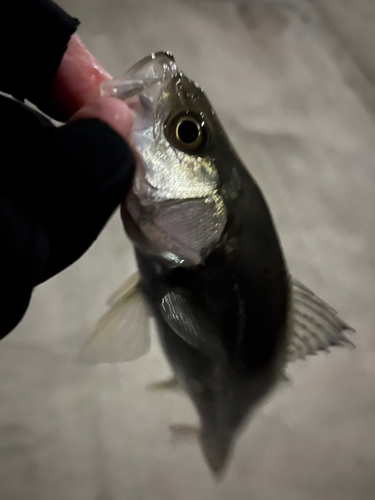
[81, 52, 355, 477]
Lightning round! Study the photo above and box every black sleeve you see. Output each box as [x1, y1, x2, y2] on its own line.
[0, 0, 79, 107]
[0, 95, 135, 338]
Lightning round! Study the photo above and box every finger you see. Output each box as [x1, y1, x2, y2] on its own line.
[69, 97, 134, 141]
[46, 34, 112, 121]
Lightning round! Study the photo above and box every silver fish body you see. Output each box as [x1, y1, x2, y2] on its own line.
[121, 52, 290, 471]
[84, 52, 354, 476]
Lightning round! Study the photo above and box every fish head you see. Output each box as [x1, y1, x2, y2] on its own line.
[101, 52, 238, 267]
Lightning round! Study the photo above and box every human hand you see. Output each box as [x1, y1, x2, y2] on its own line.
[0, 31, 135, 337]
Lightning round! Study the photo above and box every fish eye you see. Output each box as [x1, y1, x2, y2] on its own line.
[166, 112, 208, 153]
[176, 117, 202, 148]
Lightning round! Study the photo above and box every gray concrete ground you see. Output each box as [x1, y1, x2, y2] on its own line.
[1, 0, 375, 498]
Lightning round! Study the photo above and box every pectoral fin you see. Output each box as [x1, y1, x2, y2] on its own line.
[160, 290, 223, 356]
[287, 278, 355, 362]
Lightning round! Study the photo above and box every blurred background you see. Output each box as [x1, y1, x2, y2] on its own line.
[1, 0, 375, 498]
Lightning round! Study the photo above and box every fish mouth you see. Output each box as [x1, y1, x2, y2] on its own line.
[100, 51, 178, 101]
[100, 52, 204, 140]
[100, 51, 181, 141]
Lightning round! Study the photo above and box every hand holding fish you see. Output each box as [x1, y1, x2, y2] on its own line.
[0, 0, 135, 337]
